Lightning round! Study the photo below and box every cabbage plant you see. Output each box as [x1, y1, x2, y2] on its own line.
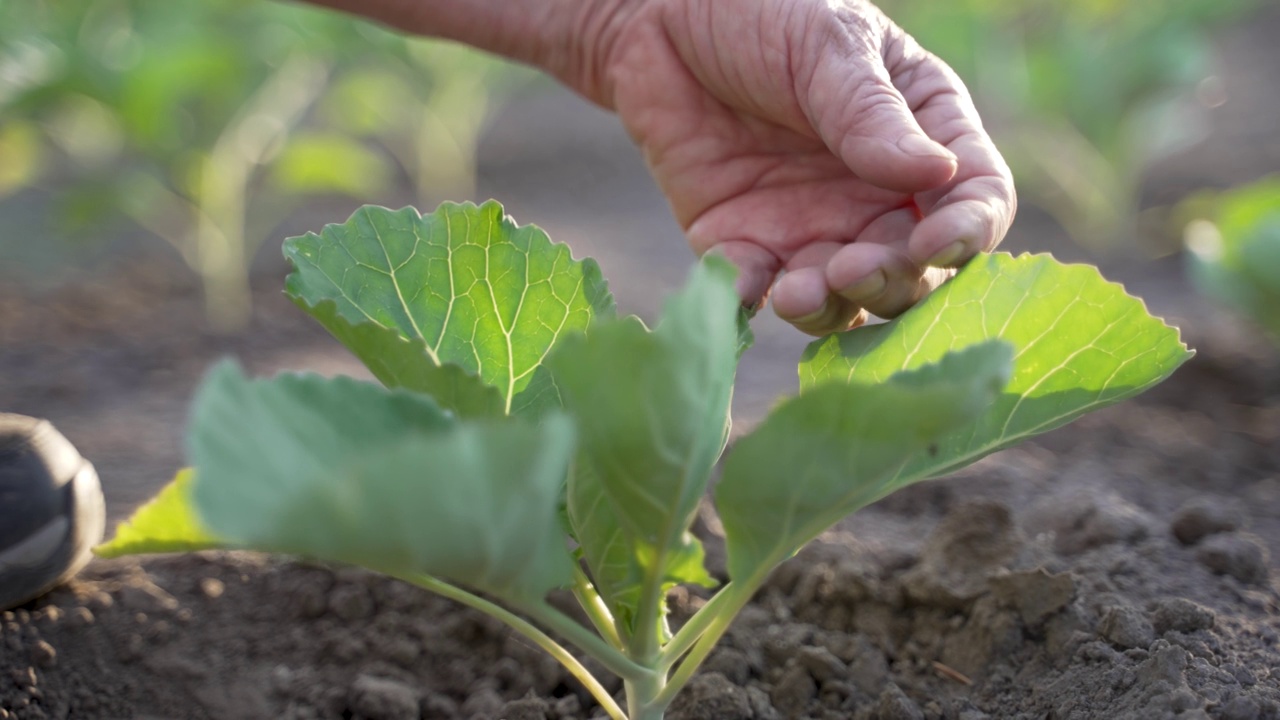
[98, 201, 1190, 719]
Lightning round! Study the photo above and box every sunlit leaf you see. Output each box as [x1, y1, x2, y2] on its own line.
[284, 202, 615, 414]
[95, 469, 220, 558]
[301, 300, 504, 418]
[801, 252, 1192, 481]
[718, 342, 1011, 582]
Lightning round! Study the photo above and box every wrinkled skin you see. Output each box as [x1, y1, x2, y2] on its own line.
[307, 0, 1016, 335]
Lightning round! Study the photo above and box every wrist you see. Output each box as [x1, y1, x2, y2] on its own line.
[526, 0, 643, 107]
[303, 0, 642, 108]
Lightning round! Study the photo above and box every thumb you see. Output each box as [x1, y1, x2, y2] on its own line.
[801, 40, 957, 192]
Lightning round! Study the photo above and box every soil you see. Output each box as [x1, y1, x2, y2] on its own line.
[3, 6, 1280, 720]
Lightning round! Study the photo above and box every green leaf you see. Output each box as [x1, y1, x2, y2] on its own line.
[302, 300, 504, 418]
[717, 342, 1012, 583]
[95, 469, 221, 558]
[552, 259, 738, 621]
[284, 202, 615, 414]
[566, 461, 717, 628]
[189, 362, 576, 603]
[736, 306, 756, 359]
[801, 253, 1192, 480]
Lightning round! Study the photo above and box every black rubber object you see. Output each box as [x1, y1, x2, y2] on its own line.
[0, 414, 105, 610]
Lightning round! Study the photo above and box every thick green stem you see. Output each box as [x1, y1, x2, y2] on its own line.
[631, 566, 666, 662]
[398, 573, 629, 720]
[652, 580, 761, 708]
[624, 667, 668, 720]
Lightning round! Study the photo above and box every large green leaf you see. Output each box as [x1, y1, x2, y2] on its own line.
[95, 469, 220, 558]
[283, 201, 615, 414]
[302, 301, 505, 419]
[188, 363, 576, 603]
[801, 253, 1192, 481]
[718, 343, 1011, 583]
[551, 259, 738, 623]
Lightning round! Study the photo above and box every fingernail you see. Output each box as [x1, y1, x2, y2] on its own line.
[927, 240, 969, 267]
[791, 299, 831, 325]
[897, 134, 956, 161]
[838, 269, 886, 301]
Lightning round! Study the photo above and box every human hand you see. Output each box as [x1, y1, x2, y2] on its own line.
[566, 0, 1016, 335]
[301, 0, 1015, 335]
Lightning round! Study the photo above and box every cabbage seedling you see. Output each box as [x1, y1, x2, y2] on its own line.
[98, 201, 1190, 719]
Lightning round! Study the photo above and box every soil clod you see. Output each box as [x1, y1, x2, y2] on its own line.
[1196, 533, 1271, 585]
[1172, 497, 1245, 546]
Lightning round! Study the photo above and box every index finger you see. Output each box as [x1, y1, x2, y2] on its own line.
[885, 41, 1017, 266]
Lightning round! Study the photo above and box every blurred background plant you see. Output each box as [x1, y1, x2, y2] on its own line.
[0, 0, 525, 330]
[880, 0, 1258, 257]
[1182, 176, 1280, 345]
[0, 0, 1272, 329]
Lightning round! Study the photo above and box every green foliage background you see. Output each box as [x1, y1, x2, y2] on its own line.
[0, 0, 528, 328]
[879, 0, 1256, 254]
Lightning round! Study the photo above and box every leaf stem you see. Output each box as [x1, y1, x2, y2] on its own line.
[572, 564, 624, 650]
[632, 557, 667, 662]
[398, 573, 629, 720]
[652, 579, 761, 708]
[525, 601, 653, 683]
[657, 582, 737, 671]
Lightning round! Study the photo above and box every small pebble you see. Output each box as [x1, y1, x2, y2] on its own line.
[199, 577, 225, 599]
[29, 639, 56, 668]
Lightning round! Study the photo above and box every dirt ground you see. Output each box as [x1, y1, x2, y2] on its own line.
[2, 6, 1280, 720]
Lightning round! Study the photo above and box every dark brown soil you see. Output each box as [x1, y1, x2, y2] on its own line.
[1, 305, 1278, 720]
[3, 7, 1280, 719]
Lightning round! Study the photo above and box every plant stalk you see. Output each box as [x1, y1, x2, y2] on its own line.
[399, 573, 629, 720]
[652, 579, 761, 708]
[657, 581, 738, 671]
[624, 666, 668, 720]
[572, 564, 624, 650]
[525, 602, 652, 683]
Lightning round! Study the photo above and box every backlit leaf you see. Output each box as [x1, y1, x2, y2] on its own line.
[284, 201, 615, 414]
[95, 469, 220, 558]
[801, 253, 1192, 481]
